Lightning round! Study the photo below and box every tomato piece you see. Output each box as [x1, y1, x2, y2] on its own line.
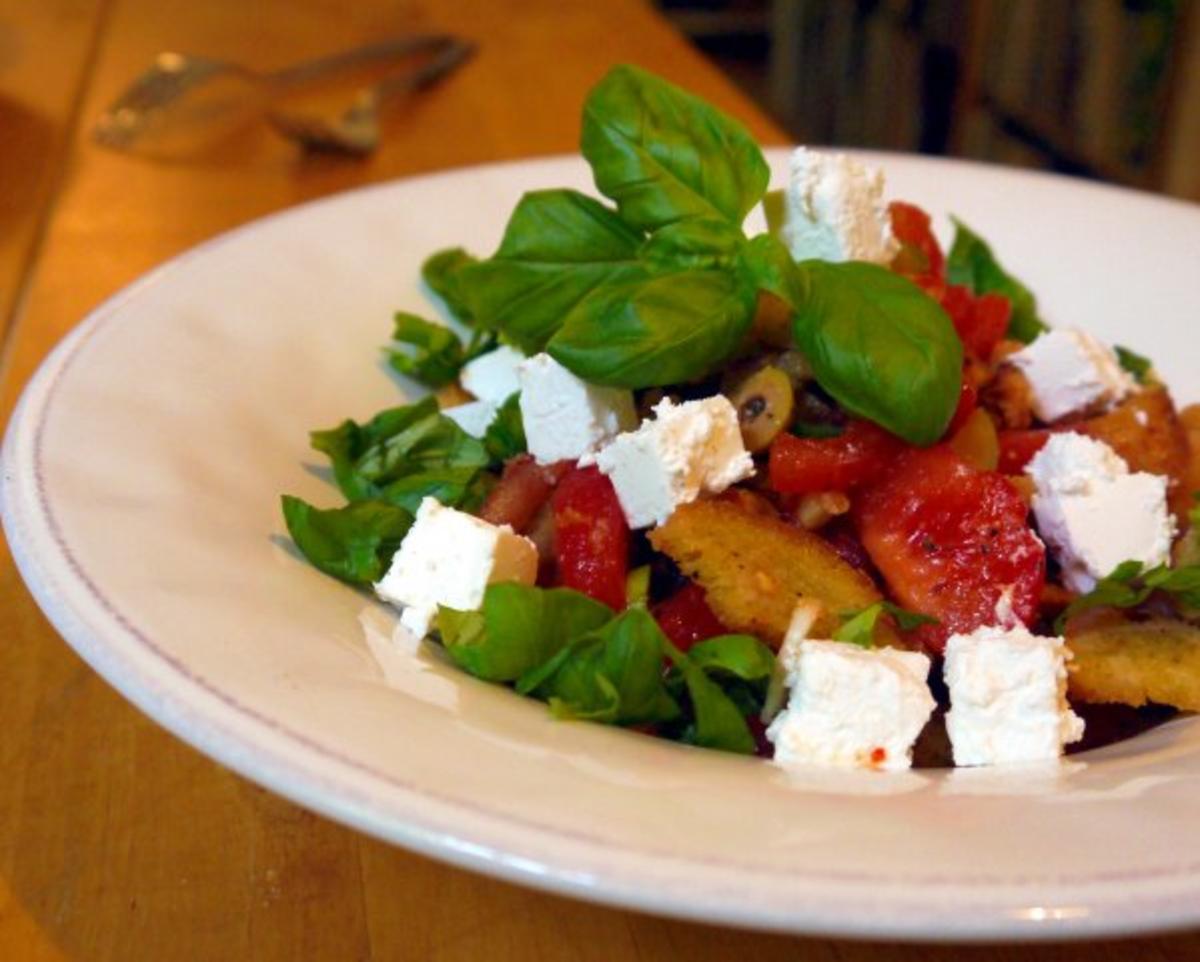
[937, 284, 1011, 362]
[479, 455, 570, 532]
[888, 201, 945, 281]
[854, 446, 1045, 653]
[997, 429, 1051, 475]
[552, 465, 629, 610]
[768, 420, 905, 495]
[652, 582, 728, 651]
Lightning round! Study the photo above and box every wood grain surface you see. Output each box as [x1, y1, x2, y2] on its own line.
[1, 1, 1197, 959]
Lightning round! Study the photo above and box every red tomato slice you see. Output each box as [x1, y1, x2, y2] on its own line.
[941, 286, 1010, 361]
[854, 446, 1045, 652]
[552, 465, 629, 610]
[888, 201, 945, 281]
[997, 429, 1051, 475]
[652, 582, 728, 651]
[768, 420, 905, 495]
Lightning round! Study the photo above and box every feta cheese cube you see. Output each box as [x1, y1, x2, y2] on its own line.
[944, 624, 1085, 766]
[375, 497, 537, 638]
[442, 400, 497, 438]
[517, 353, 637, 465]
[1026, 432, 1174, 592]
[782, 147, 898, 264]
[593, 396, 755, 529]
[460, 345, 525, 404]
[1007, 328, 1135, 422]
[766, 639, 935, 772]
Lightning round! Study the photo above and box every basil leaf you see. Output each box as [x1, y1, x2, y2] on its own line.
[639, 217, 745, 272]
[1054, 559, 1200, 631]
[1115, 345, 1153, 384]
[457, 189, 645, 353]
[736, 233, 809, 308]
[443, 583, 614, 683]
[387, 312, 467, 388]
[311, 398, 490, 511]
[685, 634, 776, 682]
[791, 260, 963, 446]
[422, 247, 478, 323]
[946, 218, 1047, 344]
[532, 608, 681, 725]
[835, 602, 938, 648]
[280, 496, 412, 585]
[482, 392, 526, 464]
[379, 466, 492, 515]
[549, 267, 755, 388]
[354, 409, 488, 486]
[581, 64, 769, 231]
[665, 641, 755, 753]
[311, 398, 441, 502]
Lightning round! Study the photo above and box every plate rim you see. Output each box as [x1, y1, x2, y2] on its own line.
[6, 150, 1200, 943]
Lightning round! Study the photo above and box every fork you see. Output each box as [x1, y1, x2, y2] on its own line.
[93, 34, 473, 156]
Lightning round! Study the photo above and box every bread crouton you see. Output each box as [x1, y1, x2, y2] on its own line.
[1079, 387, 1191, 519]
[1067, 618, 1200, 712]
[648, 499, 895, 648]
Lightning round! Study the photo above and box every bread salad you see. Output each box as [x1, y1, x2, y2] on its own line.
[281, 65, 1200, 772]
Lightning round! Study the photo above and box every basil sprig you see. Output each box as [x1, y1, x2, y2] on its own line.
[434, 65, 962, 444]
[1055, 560, 1200, 632]
[947, 217, 1047, 344]
[280, 497, 413, 586]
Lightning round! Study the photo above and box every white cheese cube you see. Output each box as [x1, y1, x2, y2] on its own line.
[517, 353, 637, 465]
[782, 147, 898, 265]
[442, 400, 497, 438]
[766, 640, 935, 772]
[944, 624, 1085, 766]
[374, 497, 537, 638]
[593, 396, 755, 529]
[1026, 432, 1174, 592]
[460, 345, 525, 404]
[1007, 328, 1135, 422]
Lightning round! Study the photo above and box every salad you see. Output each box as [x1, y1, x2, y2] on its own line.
[282, 65, 1200, 771]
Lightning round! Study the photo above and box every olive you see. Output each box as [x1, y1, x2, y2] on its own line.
[730, 365, 795, 452]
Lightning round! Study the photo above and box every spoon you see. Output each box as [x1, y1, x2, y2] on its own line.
[93, 34, 473, 156]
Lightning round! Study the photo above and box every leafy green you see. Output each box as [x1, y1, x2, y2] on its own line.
[310, 397, 490, 510]
[482, 392, 526, 464]
[835, 603, 939, 648]
[387, 312, 472, 388]
[684, 634, 776, 681]
[664, 641, 755, 753]
[639, 217, 745, 272]
[1055, 560, 1200, 632]
[280, 496, 412, 585]
[549, 267, 755, 388]
[422, 247, 478, 322]
[457, 189, 646, 353]
[790, 260, 963, 445]
[735, 233, 809, 309]
[1115, 345, 1153, 384]
[946, 218, 1047, 344]
[442, 583, 614, 683]
[531, 609, 681, 724]
[311, 398, 441, 502]
[581, 64, 769, 231]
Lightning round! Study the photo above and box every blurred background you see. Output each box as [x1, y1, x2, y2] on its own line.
[658, 0, 1200, 200]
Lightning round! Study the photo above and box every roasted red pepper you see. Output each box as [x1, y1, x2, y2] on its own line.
[768, 420, 904, 495]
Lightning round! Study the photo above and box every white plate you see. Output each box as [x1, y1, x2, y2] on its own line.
[5, 151, 1200, 942]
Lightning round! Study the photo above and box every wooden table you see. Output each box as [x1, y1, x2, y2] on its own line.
[1, 1, 1197, 958]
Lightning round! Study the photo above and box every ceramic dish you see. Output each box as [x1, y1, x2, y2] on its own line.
[5, 151, 1200, 941]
